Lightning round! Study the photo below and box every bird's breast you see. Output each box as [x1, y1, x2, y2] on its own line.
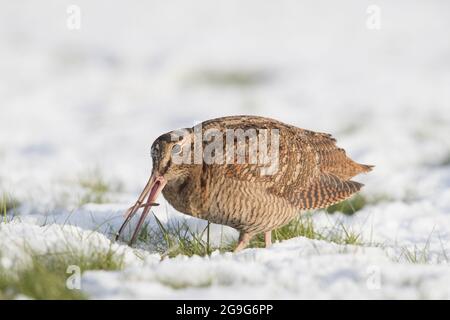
[162, 176, 202, 217]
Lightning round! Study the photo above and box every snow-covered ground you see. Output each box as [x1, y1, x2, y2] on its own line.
[1, 0, 450, 299]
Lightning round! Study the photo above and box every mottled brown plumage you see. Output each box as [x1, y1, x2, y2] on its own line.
[116, 115, 373, 251]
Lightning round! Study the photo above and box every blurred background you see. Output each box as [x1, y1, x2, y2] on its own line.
[1, 0, 450, 300]
[0, 0, 449, 212]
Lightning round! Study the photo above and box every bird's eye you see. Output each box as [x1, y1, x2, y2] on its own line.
[172, 144, 182, 155]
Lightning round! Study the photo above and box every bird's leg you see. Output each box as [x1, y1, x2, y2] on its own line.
[234, 232, 251, 252]
[264, 231, 272, 248]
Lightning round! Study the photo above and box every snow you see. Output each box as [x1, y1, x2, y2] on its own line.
[1, 0, 450, 299]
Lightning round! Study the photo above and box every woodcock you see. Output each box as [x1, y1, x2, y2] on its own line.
[116, 115, 373, 251]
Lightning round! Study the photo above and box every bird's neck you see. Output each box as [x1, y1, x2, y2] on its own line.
[163, 172, 206, 218]
[162, 175, 191, 211]
[166, 175, 189, 192]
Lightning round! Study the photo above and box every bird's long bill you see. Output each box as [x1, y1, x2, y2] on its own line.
[115, 174, 166, 245]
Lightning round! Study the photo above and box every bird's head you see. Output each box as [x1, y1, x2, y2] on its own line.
[115, 128, 194, 245]
[150, 129, 193, 181]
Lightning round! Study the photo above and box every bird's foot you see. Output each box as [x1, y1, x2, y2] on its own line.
[264, 231, 272, 248]
[234, 232, 251, 252]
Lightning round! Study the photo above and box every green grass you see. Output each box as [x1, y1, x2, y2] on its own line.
[326, 222, 363, 245]
[249, 214, 362, 248]
[0, 245, 125, 300]
[1, 193, 19, 222]
[138, 216, 215, 258]
[326, 194, 394, 215]
[78, 169, 123, 205]
[326, 194, 367, 215]
[186, 68, 271, 88]
[157, 277, 214, 290]
[0, 257, 85, 300]
[136, 212, 363, 258]
[394, 229, 448, 264]
[397, 245, 431, 264]
[390, 227, 450, 264]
